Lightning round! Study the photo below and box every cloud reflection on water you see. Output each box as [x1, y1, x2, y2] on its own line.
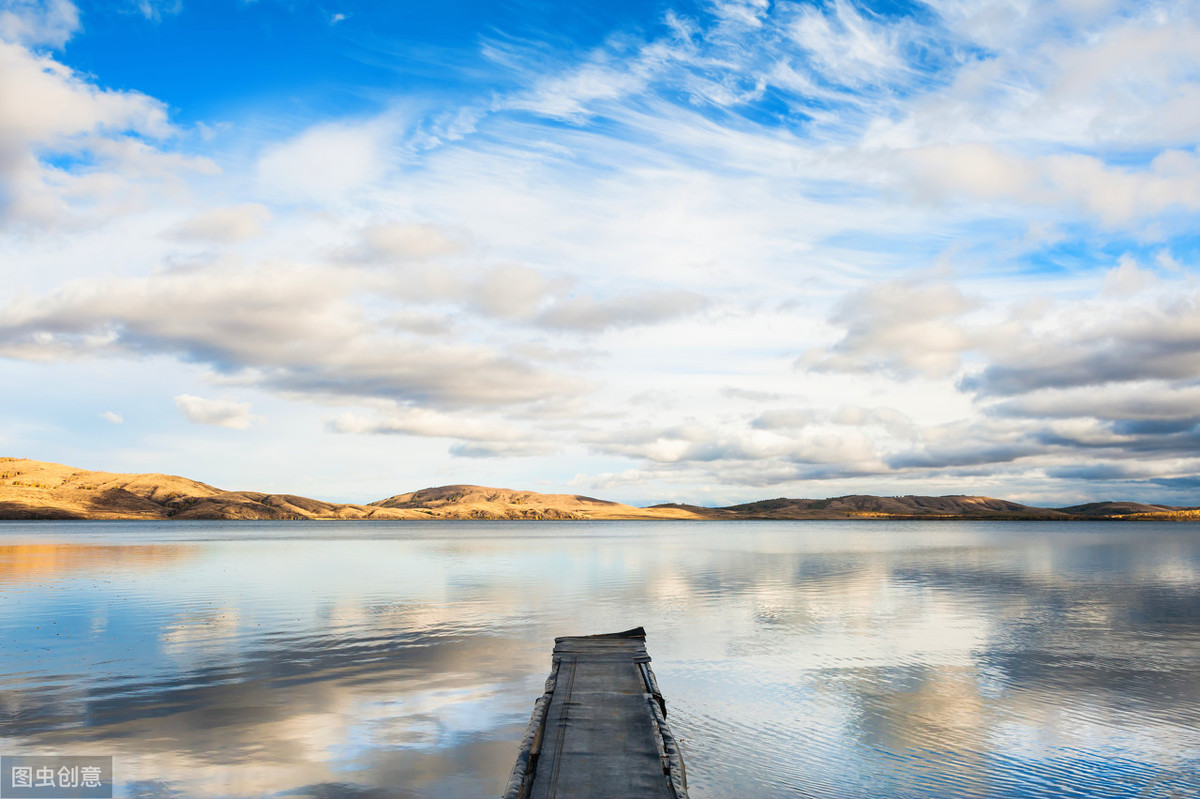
[0, 522, 1198, 798]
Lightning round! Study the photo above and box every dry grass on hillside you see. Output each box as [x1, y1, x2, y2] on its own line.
[0, 459, 706, 520]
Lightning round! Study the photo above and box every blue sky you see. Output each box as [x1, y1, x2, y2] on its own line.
[2, 0, 1200, 506]
[60, 1, 671, 119]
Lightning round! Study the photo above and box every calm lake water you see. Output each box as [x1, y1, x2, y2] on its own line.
[1, 521, 1198, 798]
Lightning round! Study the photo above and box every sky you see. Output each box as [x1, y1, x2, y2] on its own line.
[2, 0, 1200, 507]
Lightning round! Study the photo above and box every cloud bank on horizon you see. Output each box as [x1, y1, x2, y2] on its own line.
[1, 0, 1199, 505]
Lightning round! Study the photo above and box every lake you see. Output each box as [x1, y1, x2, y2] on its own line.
[1, 521, 1198, 798]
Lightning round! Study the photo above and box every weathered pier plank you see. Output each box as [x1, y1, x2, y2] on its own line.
[504, 628, 688, 799]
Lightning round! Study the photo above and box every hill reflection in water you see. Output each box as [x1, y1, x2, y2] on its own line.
[0, 521, 1198, 798]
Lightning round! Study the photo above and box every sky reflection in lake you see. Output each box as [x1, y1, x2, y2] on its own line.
[1, 521, 1198, 798]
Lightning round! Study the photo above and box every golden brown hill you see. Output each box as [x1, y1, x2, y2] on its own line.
[0, 459, 704, 520]
[370, 484, 705, 520]
[0, 458, 417, 520]
[1, 457, 1194, 521]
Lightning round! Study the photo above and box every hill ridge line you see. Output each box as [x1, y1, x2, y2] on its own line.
[1, 458, 1196, 521]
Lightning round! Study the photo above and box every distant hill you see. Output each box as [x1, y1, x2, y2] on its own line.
[370, 485, 700, 520]
[1057, 501, 1176, 516]
[0, 459, 701, 520]
[0, 458, 414, 521]
[713, 494, 1071, 519]
[0, 458, 1196, 521]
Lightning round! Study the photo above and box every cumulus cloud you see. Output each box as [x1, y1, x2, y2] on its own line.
[0, 35, 203, 228]
[447, 440, 556, 458]
[0, 0, 79, 47]
[586, 421, 795, 464]
[963, 290, 1200, 396]
[801, 278, 975, 378]
[0, 263, 581, 407]
[971, 380, 1200, 470]
[806, 268, 1200, 407]
[329, 407, 522, 442]
[585, 414, 892, 473]
[888, 440, 1040, 471]
[99, 410, 123, 424]
[535, 290, 709, 332]
[330, 407, 556, 457]
[721, 386, 785, 402]
[174, 394, 255, 429]
[896, 145, 1200, 226]
[751, 405, 917, 437]
[384, 311, 454, 336]
[751, 408, 819, 431]
[469, 264, 555, 321]
[256, 121, 388, 202]
[465, 273, 708, 333]
[573, 401, 922, 483]
[342, 222, 463, 263]
[992, 383, 1200, 423]
[169, 204, 271, 243]
[901, 144, 1037, 204]
[338, 217, 710, 331]
[1103, 256, 1158, 296]
[0, 40, 170, 151]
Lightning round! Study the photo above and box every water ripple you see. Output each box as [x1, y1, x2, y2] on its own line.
[2, 521, 1199, 798]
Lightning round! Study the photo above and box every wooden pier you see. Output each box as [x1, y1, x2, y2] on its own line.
[503, 628, 689, 799]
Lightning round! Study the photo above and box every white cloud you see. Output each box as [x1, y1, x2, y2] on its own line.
[895, 145, 1200, 226]
[446, 440, 555, 457]
[535, 290, 709, 332]
[329, 407, 522, 442]
[170, 204, 271, 243]
[0, 42, 170, 146]
[709, 0, 769, 29]
[901, 144, 1037, 203]
[330, 407, 556, 457]
[786, 0, 909, 88]
[169, 203, 272, 241]
[0, 0, 78, 47]
[468, 264, 553, 321]
[964, 286, 1200, 397]
[992, 382, 1200, 422]
[584, 417, 889, 472]
[133, 0, 181, 21]
[801, 278, 976, 379]
[505, 60, 651, 122]
[99, 410, 124, 424]
[256, 121, 389, 202]
[337, 219, 709, 331]
[0, 262, 583, 408]
[0, 37, 202, 228]
[174, 394, 255, 429]
[346, 222, 463, 262]
[1103, 255, 1158, 296]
